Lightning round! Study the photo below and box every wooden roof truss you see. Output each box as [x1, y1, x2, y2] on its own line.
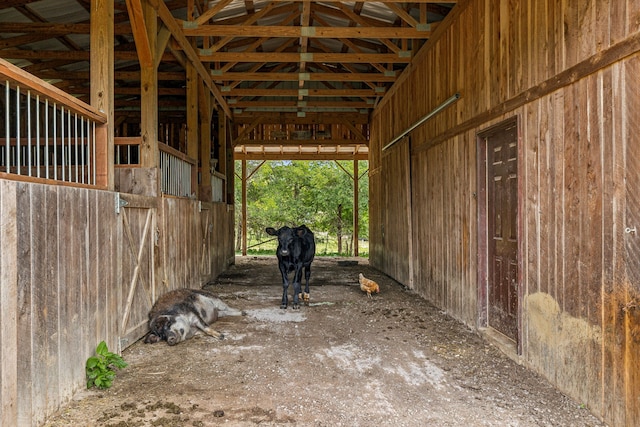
[0, 0, 456, 159]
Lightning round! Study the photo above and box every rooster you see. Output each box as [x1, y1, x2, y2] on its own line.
[359, 273, 380, 298]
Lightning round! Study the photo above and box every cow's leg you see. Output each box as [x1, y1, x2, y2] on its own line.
[302, 264, 311, 305]
[292, 265, 304, 309]
[280, 264, 290, 309]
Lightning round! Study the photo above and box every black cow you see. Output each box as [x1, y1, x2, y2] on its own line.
[265, 225, 316, 309]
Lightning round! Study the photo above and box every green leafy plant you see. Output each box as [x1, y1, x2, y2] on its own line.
[86, 341, 128, 389]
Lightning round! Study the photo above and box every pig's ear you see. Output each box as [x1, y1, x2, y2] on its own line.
[149, 315, 171, 332]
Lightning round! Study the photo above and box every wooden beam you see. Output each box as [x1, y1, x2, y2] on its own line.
[194, 0, 234, 25]
[230, 99, 373, 108]
[233, 139, 368, 146]
[384, 3, 420, 28]
[225, 88, 383, 97]
[90, 0, 114, 189]
[0, 58, 106, 122]
[207, 1, 280, 53]
[0, 22, 132, 34]
[241, 159, 247, 255]
[186, 62, 199, 196]
[139, 0, 159, 170]
[331, 2, 401, 53]
[147, 0, 232, 117]
[232, 111, 369, 124]
[183, 25, 431, 39]
[198, 79, 212, 201]
[199, 52, 411, 64]
[34, 70, 185, 81]
[234, 152, 369, 161]
[125, 0, 153, 67]
[411, 25, 640, 154]
[339, 117, 367, 140]
[0, 48, 174, 62]
[353, 159, 359, 256]
[233, 116, 266, 144]
[299, 0, 312, 93]
[211, 71, 397, 82]
[155, 25, 172, 68]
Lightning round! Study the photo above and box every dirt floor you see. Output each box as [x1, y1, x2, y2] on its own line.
[43, 257, 607, 427]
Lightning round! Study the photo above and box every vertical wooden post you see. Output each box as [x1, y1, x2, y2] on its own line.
[199, 87, 212, 202]
[354, 159, 359, 257]
[90, 0, 114, 189]
[220, 114, 231, 203]
[140, 0, 158, 170]
[186, 62, 199, 197]
[241, 159, 247, 256]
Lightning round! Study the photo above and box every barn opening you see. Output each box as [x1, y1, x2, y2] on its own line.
[234, 159, 369, 257]
[0, 1, 638, 426]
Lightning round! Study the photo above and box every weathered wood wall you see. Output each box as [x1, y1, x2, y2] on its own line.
[369, 140, 412, 286]
[0, 179, 234, 426]
[369, 0, 640, 425]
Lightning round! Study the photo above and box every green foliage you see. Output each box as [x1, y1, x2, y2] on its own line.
[86, 341, 128, 389]
[235, 160, 369, 255]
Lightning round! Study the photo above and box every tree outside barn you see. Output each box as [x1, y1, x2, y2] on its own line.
[235, 160, 369, 256]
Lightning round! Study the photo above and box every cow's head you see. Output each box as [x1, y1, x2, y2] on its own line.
[266, 226, 309, 257]
[266, 226, 294, 256]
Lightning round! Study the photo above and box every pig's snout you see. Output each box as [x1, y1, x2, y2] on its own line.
[166, 333, 180, 346]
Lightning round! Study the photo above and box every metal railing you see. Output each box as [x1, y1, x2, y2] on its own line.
[114, 137, 141, 166]
[211, 172, 224, 202]
[159, 142, 195, 197]
[0, 58, 107, 186]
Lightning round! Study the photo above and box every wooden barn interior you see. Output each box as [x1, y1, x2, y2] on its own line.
[0, 1, 638, 425]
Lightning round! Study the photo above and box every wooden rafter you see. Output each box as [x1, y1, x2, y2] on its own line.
[0, 0, 458, 160]
[211, 72, 397, 82]
[147, 0, 232, 117]
[125, 0, 153, 67]
[182, 25, 431, 39]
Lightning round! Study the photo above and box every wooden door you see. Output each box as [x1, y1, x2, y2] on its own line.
[623, 60, 640, 423]
[479, 119, 519, 342]
[118, 194, 157, 349]
[199, 203, 213, 277]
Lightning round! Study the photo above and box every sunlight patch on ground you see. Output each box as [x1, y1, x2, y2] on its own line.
[317, 343, 382, 374]
[382, 349, 449, 389]
[246, 308, 307, 323]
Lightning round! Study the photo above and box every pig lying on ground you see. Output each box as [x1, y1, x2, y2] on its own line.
[144, 288, 244, 345]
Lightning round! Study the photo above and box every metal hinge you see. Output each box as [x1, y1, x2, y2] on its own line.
[115, 193, 128, 214]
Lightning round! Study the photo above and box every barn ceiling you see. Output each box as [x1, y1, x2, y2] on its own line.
[0, 0, 456, 159]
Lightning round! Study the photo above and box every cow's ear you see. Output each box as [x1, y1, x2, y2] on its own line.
[266, 227, 277, 236]
[296, 227, 306, 237]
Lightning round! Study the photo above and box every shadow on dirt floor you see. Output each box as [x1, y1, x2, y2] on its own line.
[43, 256, 606, 427]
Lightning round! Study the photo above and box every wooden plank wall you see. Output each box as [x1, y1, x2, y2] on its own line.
[158, 198, 234, 293]
[0, 179, 234, 426]
[380, 140, 412, 286]
[369, 0, 640, 425]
